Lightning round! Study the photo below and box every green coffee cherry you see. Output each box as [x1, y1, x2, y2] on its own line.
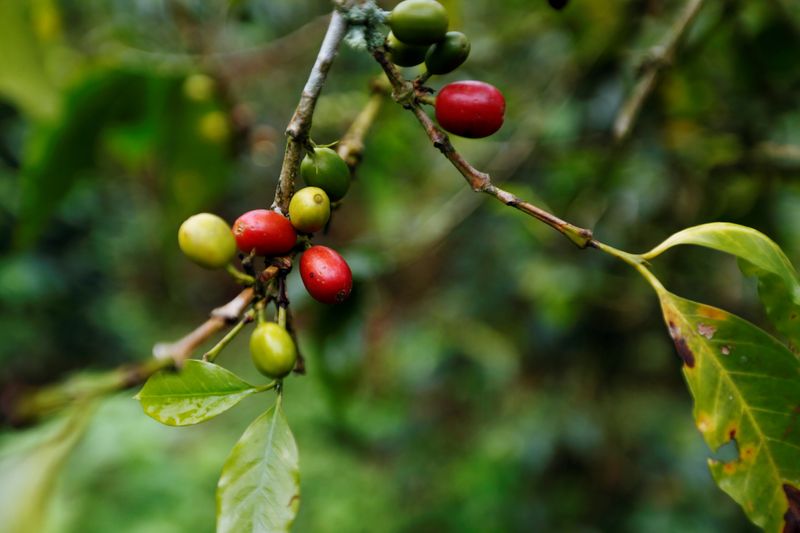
[388, 0, 449, 45]
[289, 187, 331, 233]
[249, 322, 297, 379]
[198, 111, 229, 143]
[300, 147, 351, 201]
[386, 32, 429, 67]
[183, 74, 215, 102]
[178, 213, 237, 269]
[425, 31, 470, 75]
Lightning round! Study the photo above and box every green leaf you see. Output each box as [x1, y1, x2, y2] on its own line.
[135, 360, 260, 426]
[657, 290, 800, 531]
[642, 223, 800, 303]
[16, 68, 234, 245]
[0, 404, 94, 532]
[17, 69, 151, 244]
[217, 398, 300, 533]
[0, 0, 60, 120]
[642, 222, 800, 352]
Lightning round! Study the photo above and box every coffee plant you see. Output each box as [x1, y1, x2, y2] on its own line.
[1, 0, 799, 531]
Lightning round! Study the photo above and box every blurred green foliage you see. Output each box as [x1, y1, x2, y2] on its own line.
[2, 0, 799, 531]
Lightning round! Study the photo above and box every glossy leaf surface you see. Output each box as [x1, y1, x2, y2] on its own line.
[658, 290, 800, 532]
[645, 222, 800, 352]
[136, 360, 259, 426]
[217, 399, 300, 533]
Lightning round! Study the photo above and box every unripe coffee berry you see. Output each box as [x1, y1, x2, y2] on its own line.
[178, 213, 237, 269]
[198, 111, 229, 143]
[300, 147, 351, 201]
[249, 322, 297, 378]
[435, 81, 506, 138]
[183, 73, 215, 102]
[300, 246, 353, 304]
[289, 187, 330, 234]
[233, 209, 297, 256]
[388, 0, 449, 45]
[425, 31, 470, 75]
[386, 32, 429, 68]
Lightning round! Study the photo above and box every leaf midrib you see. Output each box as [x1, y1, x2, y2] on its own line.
[672, 301, 784, 519]
[236, 404, 283, 531]
[140, 388, 255, 401]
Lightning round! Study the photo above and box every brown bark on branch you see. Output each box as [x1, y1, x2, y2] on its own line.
[372, 48, 595, 249]
[2, 58, 386, 427]
[273, 8, 350, 213]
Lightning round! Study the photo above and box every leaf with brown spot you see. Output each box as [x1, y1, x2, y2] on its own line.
[657, 290, 800, 532]
[784, 484, 800, 533]
[642, 222, 800, 354]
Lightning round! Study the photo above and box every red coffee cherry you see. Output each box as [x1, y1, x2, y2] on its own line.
[300, 246, 353, 304]
[232, 209, 297, 256]
[435, 81, 506, 138]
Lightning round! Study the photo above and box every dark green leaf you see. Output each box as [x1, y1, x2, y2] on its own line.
[17, 69, 150, 244]
[657, 290, 800, 531]
[217, 398, 300, 533]
[135, 360, 259, 426]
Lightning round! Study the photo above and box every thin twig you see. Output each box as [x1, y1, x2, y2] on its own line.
[753, 142, 800, 168]
[372, 48, 596, 249]
[273, 8, 350, 213]
[613, 0, 706, 142]
[3, 55, 385, 426]
[337, 79, 389, 168]
[152, 287, 256, 364]
[5, 274, 274, 425]
[203, 310, 256, 363]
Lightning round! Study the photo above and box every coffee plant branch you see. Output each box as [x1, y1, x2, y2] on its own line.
[613, 0, 706, 142]
[274, 4, 352, 213]
[3, 8, 383, 424]
[337, 80, 389, 168]
[372, 47, 596, 249]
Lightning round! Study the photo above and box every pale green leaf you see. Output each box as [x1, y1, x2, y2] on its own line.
[135, 360, 259, 426]
[657, 291, 800, 531]
[642, 223, 800, 304]
[0, 404, 94, 533]
[643, 222, 800, 354]
[217, 399, 300, 533]
[0, 0, 59, 120]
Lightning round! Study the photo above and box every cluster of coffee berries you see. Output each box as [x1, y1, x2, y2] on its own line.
[176, 146, 355, 378]
[385, 0, 506, 139]
[386, 0, 469, 74]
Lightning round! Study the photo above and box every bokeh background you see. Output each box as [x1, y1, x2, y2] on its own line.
[2, 0, 800, 531]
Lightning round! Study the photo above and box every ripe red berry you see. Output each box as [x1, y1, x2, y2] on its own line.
[435, 81, 506, 139]
[300, 246, 353, 304]
[232, 209, 297, 256]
